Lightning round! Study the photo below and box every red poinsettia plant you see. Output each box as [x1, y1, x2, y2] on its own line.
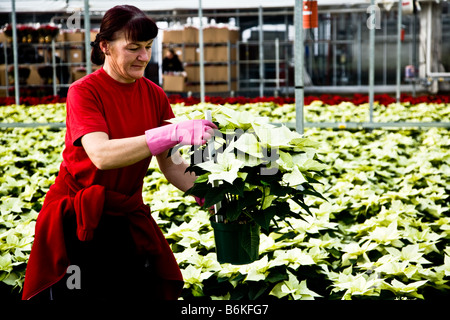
[37, 24, 60, 39]
[0, 93, 449, 107]
[3, 24, 39, 42]
[167, 93, 450, 107]
[3, 23, 59, 43]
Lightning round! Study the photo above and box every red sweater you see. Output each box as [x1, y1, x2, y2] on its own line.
[22, 165, 183, 300]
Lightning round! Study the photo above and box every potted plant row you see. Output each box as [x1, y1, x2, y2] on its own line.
[177, 106, 328, 264]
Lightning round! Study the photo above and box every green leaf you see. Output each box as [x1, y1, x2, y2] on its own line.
[233, 132, 265, 159]
[224, 201, 241, 222]
[223, 179, 245, 197]
[291, 195, 313, 216]
[252, 206, 280, 231]
[241, 189, 263, 209]
[248, 282, 269, 300]
[277, 150, 294, 170]
[269, 271, 321, 300]
[282, 166, 307, 186]
[0, 197, 24, 215]
[298, 186, 328, 202]
[183, 181, 210, 198]
[204, 187, 228, 209]
[241, 224, 261, 261]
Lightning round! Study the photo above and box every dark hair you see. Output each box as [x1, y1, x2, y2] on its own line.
[91, 5, 158, 65]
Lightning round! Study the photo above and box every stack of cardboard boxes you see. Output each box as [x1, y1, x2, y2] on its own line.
[0, 29, 99, 95]
[162, 24, 239, 93]
[57, 30, 101, 81]
[0, 31, 46, 93]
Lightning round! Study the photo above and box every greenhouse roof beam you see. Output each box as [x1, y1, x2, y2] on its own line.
[0, 1, 377, 13]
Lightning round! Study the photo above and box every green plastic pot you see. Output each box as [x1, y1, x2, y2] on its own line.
[210, 216, 260, 265]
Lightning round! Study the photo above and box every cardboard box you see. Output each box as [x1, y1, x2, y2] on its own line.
[185, 83, 199, 93]
[182, 26, 198, 43]
[163, 29, 183, 44]
[205, 84, 228, 92]
[54, 48, 65, 60]
[65, 31, 85, 42]
[203, 66, 213, 82]
[203, 27, 240, 43]
[203, 27, 216, 43]
[183, 47, 198, 63]
[186, 64, 236, 83]
[185, 65, 200, 82]
[214, 28, 230, 43]
[229, 29, 240, 43]
[71, 67, 85, 81]
[27, 65, 41, 85]
[0, 31, 8, 43]
[71, 65, 100, 82]
[163, 74, 186, 92]
[207, 65, 229, 82]
[0, 64, 7, 86]
[204, 47, 216, 62]
[68, 48, 84, 63]
[90, 31, 97, 42]
[0, 64, 41, 85]
[204, 46, 236, 62]
[55, 31, 64, 42]
[205, 81, 237, 92]
[184, 81, 236, 93]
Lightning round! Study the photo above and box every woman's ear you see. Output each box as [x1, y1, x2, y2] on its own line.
[100, 40, 109, 55]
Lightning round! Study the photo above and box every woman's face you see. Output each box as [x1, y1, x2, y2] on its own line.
[102, 31, 153, 83]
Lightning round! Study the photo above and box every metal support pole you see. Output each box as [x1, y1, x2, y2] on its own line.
[412, 8, 417, 97]
[258, 6, 264, 97]
[227, 41, 231, 92]
[383, 16, 387, 85]
[275, 38, 280, 96]
[11, 0, 19, 105]
[332, 16, 337, 86]
[396, 0, 402, 102]
[199, 0, 205, 102]
[295, 0, 304, 134]
[52, 39, 57, 96]
[284, 15, 289, 95]
[369, 0, 375, 123]
[357, 13, 362, 86]
[425, 2, 449, 78]
[84, 0, 92, 75]
[2, 44, 7, 97]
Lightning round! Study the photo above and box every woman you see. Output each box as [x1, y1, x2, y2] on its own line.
[162, 48, 184, 73]
[22, 5, 216, 301]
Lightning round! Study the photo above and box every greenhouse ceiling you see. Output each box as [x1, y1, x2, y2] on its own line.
[1, 0, 374, 13]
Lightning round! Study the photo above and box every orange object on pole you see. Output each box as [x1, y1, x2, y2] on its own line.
[303, 0, 318, 29]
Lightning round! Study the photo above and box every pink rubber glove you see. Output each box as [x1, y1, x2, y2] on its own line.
[145, 119, 217, 156]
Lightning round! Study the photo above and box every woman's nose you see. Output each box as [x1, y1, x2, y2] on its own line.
[138, 48, 150, 61]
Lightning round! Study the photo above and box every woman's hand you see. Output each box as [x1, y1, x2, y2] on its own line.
[145, 119, 217, 156]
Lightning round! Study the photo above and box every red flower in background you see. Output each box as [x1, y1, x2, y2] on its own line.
[0, 93, 448, 108]
[0, 95, 66, 106]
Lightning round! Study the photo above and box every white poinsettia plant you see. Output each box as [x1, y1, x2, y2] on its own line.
[172, 106, 328, 230]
